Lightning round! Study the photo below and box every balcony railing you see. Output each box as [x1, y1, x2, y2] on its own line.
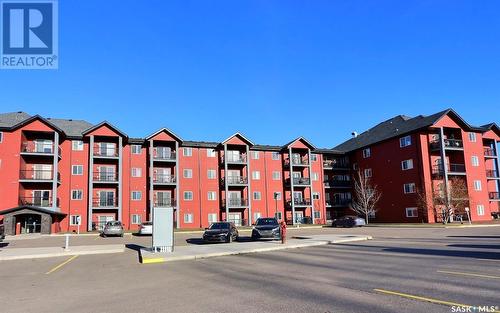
[430, 139, 464, 151]
[222, 176, 248, 185]
[21, 141, 54, 154]
[224, 155, 247, 164]
[19, 196, 58, 207]
[93, 198, 118, 208]
[323, 160, 349, 169]
[484, 148, 497, 157]
[93, 144, 118, 157]
[286, 177, 311, 186]
[432, 164, 466, 176]
[330, 199, 352, 206]
[324, 179, 351, 188]
[286, 198, 312, 206]
[486, 170, 499, 178]
[489, 192, 500, 200]
[93, 171, 118, 182]
[284, 158, 309, 166]
[20, 169, 54, 181]
[153, 199, 176, 207]
[153, 174, 176, 184]
[153, 149, 176, 161]
[222, 199, 248, 207]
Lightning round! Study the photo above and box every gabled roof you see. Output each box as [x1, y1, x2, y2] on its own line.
[46, 118, 94, 138]
[333, 108, 478, 152]
[221, 132, 254, 146]
[146, 127, 183, 142]
[82, 121, 128, 138]
[10, 114, 65, 134]
[282, 137, 316, 150]
[0, 205, 67, 216]
[480, 123, 500, 137]
[0, 111, 31, 128]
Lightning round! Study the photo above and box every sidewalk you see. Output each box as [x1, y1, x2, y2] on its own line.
[0, 244, 125, 261]
[365, 222, 500, 228]
[139, 234, 372, 264]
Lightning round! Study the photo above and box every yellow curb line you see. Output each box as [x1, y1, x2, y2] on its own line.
[141, 257, 166, 264]
[437, 270, 500, 280]
[46, 255, 79, 274]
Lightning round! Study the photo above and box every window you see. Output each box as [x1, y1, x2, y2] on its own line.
[72, 140, 83, 151]
[183, 147, 192, 157]
[252, 171, 260, 180]
[406, 207, 418, 217]
[207, 169, 216, 179]
[272, 152, 280, 160]
[253, 191, 261, 200]
[469, 132, 477, 142]
[273, 192, 282, 200]
[364, 168, 372, 178]
[363, 148, 371, 158]
[131, 168, 142, 177]
[131, 191, 142, 200]
[70, 215, 81, 226]
[0, 131, 3, 143]
[353, 163, 358, 170]
[311, 154, 318, 161]
[399, 136, 412, 147]
[184, 213, 193, 223]
[313, 192, 320, 200]
[312, 172, 319, 181]
[272, 171, 281, 180]
[72, 165, 83, 175]
[314, 211, 321, 219]
[275, 212, 283, 220]
[471, 156, 479, 167]
[477, 205, 485, 216]
[131, 145, 141, 154]
[253, 212, 262, 221]
[404, 183, 416, 194]
[208, 213, 218, 223]
[401, 159, 414, 170]
[474, 180, 482, 191]
[183, 169, 193, 178]
[251, 151, 260, 159]
[132, 214, 142, 224]
[184, 191, 193, 200]
[71, 189, 83, 200]
[207, 149, 216, 157]
[207, 191, 216, 201]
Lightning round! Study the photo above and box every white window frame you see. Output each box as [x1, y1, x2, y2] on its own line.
[404, 183, 416, 194]
[272, 152, 280, 160]
[399, 135, 412, 147]
[183, 169, 193, 178]
[477, 204, 485, 216]
[252, 171, 261, 180]
[312, 172, 319, 181]
[207, 169, 216, 179]
[251, 151, 260, 160]
[272, 171, 281, 180]
[474, 180, 482, 191]
[207, 191, 217, 201]
[401, 159, 414, 170]
[363, 148, 371, 158]
[184, 191, 193, 201]
[253, 212, 262, 221]
[131, 191, 142, 200]
[253, 191, 261, 200]
[274, 192, 282, 200]
[275, 212, 282, 220]
[72, 140, 83, 151]
[131, 145, 142, 154]
[183, 147, 192, 157]
[208, 213, 218, 224]
[70, 215, 81, 226]
[313, 192, 320, 200]
[72, 165, 83, 175]
[469, 132, 477, 142]
[131, 167, 142, 177]
[71, 189, 83, 200]
[406, 207, 418, 218]
[311, 154, 318, 162]
[364, 168, 372, 178]
[207, 149, 216, 158]
[132, 214, 142, 224]
[184, 213, 193, 224]
[471, 156, 479, 167]
[314, 211, 321, 219]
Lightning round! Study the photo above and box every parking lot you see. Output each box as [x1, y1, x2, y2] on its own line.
[1, 226, 499, 313]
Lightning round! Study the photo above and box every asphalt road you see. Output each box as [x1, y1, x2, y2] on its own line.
[1, 226, 499, 313]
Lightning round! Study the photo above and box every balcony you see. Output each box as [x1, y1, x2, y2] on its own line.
[286, 198, 312, 207]
[93, 144, 118, 158]
[221, 176, 248, 186]
[489, 192, 500, 200]
[284, 158, 309, 167]
[21, 141, 55, 155]
[486, 170, 499, 179]
[326, 199, 352, 207]
[93, 171, 118, 183]
[92, 198, 118, 208]
[432, 164, 466, 176]
[324, 179, 351, 188]
[484, 148, 497, 157]
[153, 199, 176, 207]
[222, 199, 248, 207]
[224, 155, 247, 164]
[430, 139, 464, 151]
[285, 177, 311, 186]
[19, 196, 59, 207]
[19, 169, 58, 181]
[323, 160, 349, 170]
[152, 174, 176, 184]
[153, 149, 176, 161]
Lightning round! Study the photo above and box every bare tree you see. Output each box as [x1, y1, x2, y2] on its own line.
[350, 170, 382, 224]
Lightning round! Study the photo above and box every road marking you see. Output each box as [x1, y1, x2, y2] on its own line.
[45, 255, 79, 275]
[437, 270, 500, 280]
[374, 288, 500, 312]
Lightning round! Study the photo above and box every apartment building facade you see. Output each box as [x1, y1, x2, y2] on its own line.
[0, 109, 498, 235]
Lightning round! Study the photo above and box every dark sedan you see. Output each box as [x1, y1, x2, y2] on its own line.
[203, 222, 239, 243]
[332, 215, 366, 228]
[251, 217, 280, 240]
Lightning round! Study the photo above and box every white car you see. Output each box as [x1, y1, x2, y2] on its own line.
[138, 222, 152, 235]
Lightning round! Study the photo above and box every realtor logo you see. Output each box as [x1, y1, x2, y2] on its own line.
[1, 0, 58, 69]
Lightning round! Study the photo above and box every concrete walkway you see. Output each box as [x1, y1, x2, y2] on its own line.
[0, 244, 125, 261]
[140, 234, 372, 264]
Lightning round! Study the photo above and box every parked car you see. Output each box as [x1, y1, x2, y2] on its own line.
[203, 222, 239, 243]
[251, 217, 280, 240]
[138, 222, 153, 235]
[102, 221, 124, 237]
[332, 216, 366, 228]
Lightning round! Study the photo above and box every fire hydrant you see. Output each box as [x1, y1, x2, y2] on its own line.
[280, 221, 287, 244]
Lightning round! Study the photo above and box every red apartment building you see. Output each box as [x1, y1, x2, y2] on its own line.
[0, 109, 498, 235]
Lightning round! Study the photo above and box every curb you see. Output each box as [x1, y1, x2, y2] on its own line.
[0, 245, 125, 261]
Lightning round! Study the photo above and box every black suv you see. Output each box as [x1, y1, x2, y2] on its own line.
[203, 222, 239, 243]
[252, 218, 280, 240]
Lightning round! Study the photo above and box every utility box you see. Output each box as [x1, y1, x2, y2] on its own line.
[152, 207, 174, 253]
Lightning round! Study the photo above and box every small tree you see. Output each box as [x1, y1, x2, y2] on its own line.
[350, 170, 382, 224]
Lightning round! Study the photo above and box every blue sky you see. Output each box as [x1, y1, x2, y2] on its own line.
[1, 0, 499, 147]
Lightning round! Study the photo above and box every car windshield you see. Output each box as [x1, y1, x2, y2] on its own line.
[107, 221, 121, 226]
[209, 223, 230, 230]
[256, 218, 278, 226]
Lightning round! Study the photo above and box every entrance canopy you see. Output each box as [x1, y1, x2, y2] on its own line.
[0, 206, 66, 235]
